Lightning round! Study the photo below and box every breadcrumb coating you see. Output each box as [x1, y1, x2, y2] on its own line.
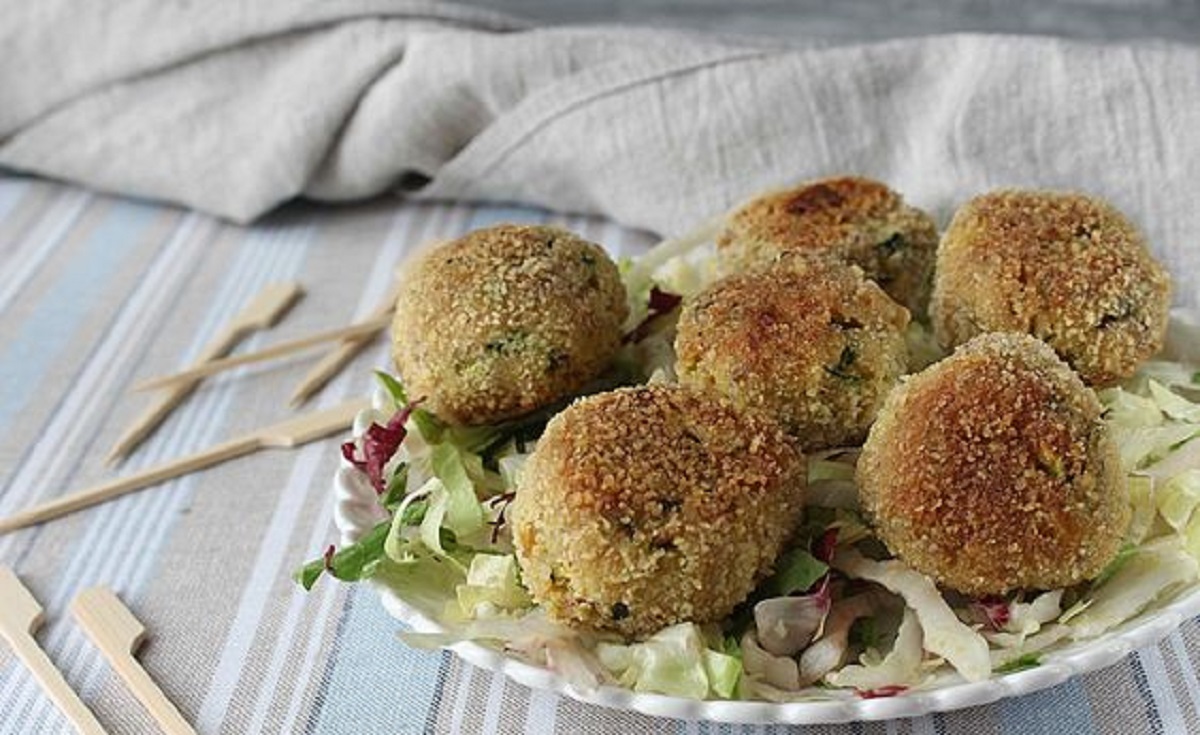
[716, 176, 939, 316]
[675, 255, 910, 451]
[391, 225, 627, 425]
[510, 385, 806, 638]
[931, 190, 1171, 386]
[857, 332, 1128, 596]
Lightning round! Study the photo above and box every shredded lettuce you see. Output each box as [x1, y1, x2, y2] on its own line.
[1156, 470, 1200, 533]
[1117, 424, 1200, 471]
[1101, 387, 1165, 430]
[1069, 537, 1199, 639]
[1091, 544, 1138, 590]
[989, 625, 1069, 669]
[497, 453, 528, 490]
[1149, 380, 1200, 423]
[596, 623, 740, 700]
[1126, 475, 1157, 544]
[455, 554, 533, 618]
[430, 443, 487, 538]
[373, 547, 468, 619]
[620, 216, 722, 329]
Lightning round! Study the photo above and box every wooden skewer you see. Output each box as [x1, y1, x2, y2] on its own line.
[71, 588, 196, 735]
[288, 283, 400, 408]
[107, 282, 304, 465]
[0, 399, 369, 534]
[131, 315, 392, 393]
[0, 567, 109, 735]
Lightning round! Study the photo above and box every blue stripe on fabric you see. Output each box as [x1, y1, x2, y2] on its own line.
[0, 200, 156, 430]
[312, 587, 445, 735]
[998, 678, 1097, 734]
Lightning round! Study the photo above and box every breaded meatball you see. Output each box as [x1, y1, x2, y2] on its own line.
[932, 190, 1171, 386]
[716, 176, 938, 315]
[675, 255, 910, 451]
[511, 385, 805, 638]
[857, 333, 1128, 596]
[391, 225, 627, 425]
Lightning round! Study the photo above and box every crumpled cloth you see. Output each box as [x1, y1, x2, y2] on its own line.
[1, 0, 1197, 305]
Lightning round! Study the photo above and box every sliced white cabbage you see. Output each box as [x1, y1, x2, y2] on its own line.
[799, 594, 878, 684]
[1126, 474, 1157, 545]
[497, 453, 528, 490]
[832, 549, 991, 682]
[1100, 388, 1164, 430]
[1149, 380, 1200, 423]
[1069, 537, 1199, 639]
[754, 595, 828, 656]
[1001, 590, 1064, 640]
[1138, 361, 1200, 393]
[1115, 424, 1200, 471]
[989, 624, 1070, 669]
[741, 630, 802, 691]
[654, 249, 720, 298]
[1156, 470, 1200, 533]
[826, 608, 924, 690]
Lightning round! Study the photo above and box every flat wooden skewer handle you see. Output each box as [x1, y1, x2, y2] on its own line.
[108, 282, 304, 464]
[0, 567, 108, 735]
[133, 315, 391, 393]
[0, 436, 260, 534]
[288, 284, 400, 407]
[0, 399, 368, 534]
[72, 588, 196, 735]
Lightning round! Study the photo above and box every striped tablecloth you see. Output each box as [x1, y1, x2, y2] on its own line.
[1, 174, 1197, 734]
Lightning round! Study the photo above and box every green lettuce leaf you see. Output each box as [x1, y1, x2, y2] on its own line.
[763, 548, 829, 597]
[456, 554, 533, 617]
[430, 443, 486, 538]
[294, 519, 390, 590]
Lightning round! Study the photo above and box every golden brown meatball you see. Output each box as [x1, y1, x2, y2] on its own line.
[510, 385, 805, 638]
[716, 176, 938, 315]
[391, 225, 627, 425]
[675, 255, 910, 451]
[931, 190, 1171, 386]
[857, 333, 1128, 596]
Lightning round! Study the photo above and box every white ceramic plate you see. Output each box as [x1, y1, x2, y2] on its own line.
[333, 461, 1200, 725]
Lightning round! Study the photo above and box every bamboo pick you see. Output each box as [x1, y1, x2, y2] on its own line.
[288, 283, 400, 408]
[107, 282, 304, 465]
[71, 588, 196, 735]
[131, 315, 391, 393]
[0, 567, 108, 735]
[0, 399, 369, 534]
